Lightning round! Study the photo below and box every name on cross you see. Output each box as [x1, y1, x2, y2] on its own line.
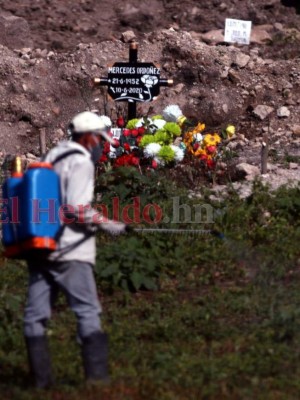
[108, 66, 160, 75]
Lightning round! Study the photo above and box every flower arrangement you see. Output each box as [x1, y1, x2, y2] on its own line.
[99, 107, 185, 169]
[98, 105, 236, 174]
[183, 123, 220, 169]
[138, 116, 184, 167]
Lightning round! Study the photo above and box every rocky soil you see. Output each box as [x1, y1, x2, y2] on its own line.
[0, 0, 299, 190]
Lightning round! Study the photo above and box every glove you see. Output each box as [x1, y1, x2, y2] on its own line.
[99, 220, 128, 236]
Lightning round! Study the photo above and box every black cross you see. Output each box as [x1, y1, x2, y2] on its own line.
[93, 42, 173, 120]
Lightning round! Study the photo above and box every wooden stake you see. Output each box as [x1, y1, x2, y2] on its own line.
[261, 133, 269, 174]
[39, 128, 46, 156]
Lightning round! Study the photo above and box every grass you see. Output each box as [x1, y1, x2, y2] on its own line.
[1, 175, 300, 399]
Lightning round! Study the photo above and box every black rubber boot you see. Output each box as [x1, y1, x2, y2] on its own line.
[25, 336, 54, 389]
[81, 332, 109, 382]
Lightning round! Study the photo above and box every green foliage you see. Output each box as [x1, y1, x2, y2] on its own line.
[158, 145, 175, 163]
[1, 180, 300, 399]
[151, 114, 163, 120]
[139, 134, 155, 147]
[284, 153, 300, 164]
[153, 129, 169, 144]
[95, 236, 161, 291]
[164, 122, 181, 136]
[125, 118, 139, 129]
[95, 166, 173, 211]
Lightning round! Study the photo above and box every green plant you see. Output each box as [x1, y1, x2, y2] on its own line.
[95, 235, 161, 291]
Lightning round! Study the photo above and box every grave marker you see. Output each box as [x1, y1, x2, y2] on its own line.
[93, 42, 173, 120]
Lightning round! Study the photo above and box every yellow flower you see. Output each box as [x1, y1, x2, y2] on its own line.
[226, 125, 235, 138]
[195, 148, 207, 157]
[192, 123, 205, 134]
[203, 133, 221, 147]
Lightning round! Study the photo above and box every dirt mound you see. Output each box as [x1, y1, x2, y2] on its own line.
[0, 0, 299, 187]
[0, 0, 299, 53]
[0, 28, 298, 153]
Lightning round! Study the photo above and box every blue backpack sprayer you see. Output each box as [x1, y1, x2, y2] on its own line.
[2, 156, 61, 258]
[1, 150, 84, 258]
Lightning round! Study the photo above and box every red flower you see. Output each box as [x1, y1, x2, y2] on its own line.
[206, 159, 216, 169]
[200, 154, 208, 161]
[103, 142, 111, 154]
[151, 159, 158, 169]
[123, 129, 131, 137]
[114, 155, 128, 167]
[131, 129, 139, 137]
[206, 145, 216, 154]
[136, 136, 143, 145]
[193, 143, 200, 151]
[114, 153, 140, 168]
[131, 156, 140, 166]
[99, 155, 108, 163]
[123, 143, 131, 151]
[111, 139, 120, 148]
[138, 127, 146, 135]
[116, 116, 125, 128]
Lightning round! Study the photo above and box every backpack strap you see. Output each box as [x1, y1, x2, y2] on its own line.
[51, 149, 86, 165]
[51, 149, 88, 243]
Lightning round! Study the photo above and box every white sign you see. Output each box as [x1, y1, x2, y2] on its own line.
[111, 128, 122, 139]
[224, 19, 252, 45]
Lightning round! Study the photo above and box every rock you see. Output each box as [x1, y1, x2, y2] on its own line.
[189, 88, 199, 98]
[219, 2, 227, 11]
[26, 153, 36, 159]
[220, 67, 229, 79]
[251, 25, 272, 44]
[222, 103, 228, 114]
[121, 30, 136, 43]
[289, 162, 298, 169]
[174, 83, 185, 94]
[236, 163, 260, 180]
[52, 106, 61, 116]
[274, 22, 283, 31]
[291, 125, 300, 136]
[281, 80, 293, 90]
[20, 47, 32, 55]
[0, 14, 32, 49]
[232, 182, 253, 199]
[200, 29, 224, 45]
[234, 53, 250, 68]
[267, 163, 278, 171]
[277, 106, 290, 118]
[21, 53, 30, 60]
[227, 141, 239, 150]
[228, 69, 241, 83]
[285, 99, 296, 106]
[55, 128, 65, 138]
[253, 105, 274, 120]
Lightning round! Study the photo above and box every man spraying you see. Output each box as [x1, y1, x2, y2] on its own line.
[24, 111, 127, 388]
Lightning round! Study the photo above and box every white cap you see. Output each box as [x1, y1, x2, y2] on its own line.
[70, 111, 113, 143]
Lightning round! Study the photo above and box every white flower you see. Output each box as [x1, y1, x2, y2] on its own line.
[99, 115, 112, 130]
[170, 145, 185, 162]
[144, 143, 161, 158]
[154, 156, 165, 167]
[141, 75, 159, 88]
[135, 117, 151, 128]
[194, 133, 203, 142]
[162, 105, 183, 122]
[152, 119, 166, 130]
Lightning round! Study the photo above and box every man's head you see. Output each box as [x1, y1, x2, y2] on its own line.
[68, 111, 113, 163]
